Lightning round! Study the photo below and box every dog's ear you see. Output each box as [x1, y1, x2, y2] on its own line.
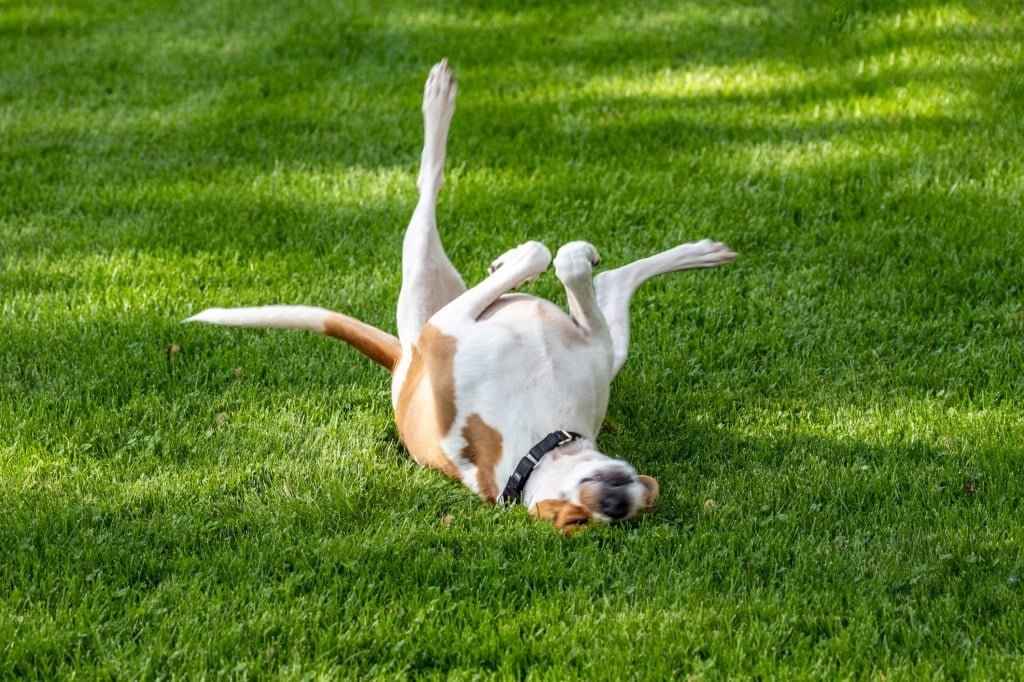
[637, 475, 660, 509]
[530, 499, 590, 533]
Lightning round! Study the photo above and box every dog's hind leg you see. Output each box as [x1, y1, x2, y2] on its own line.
[594, 239, 736, 377]
[397, 59, 466, 346]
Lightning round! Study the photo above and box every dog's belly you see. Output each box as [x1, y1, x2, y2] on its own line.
[392, 293, 613, 502]
[468, 294, 613, 421]
[447, 295, 612, 494]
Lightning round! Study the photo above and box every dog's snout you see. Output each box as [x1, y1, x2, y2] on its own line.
[588, 467, 637, 519]
[598, 488, 632, 519]
[580, 468, 637, 520]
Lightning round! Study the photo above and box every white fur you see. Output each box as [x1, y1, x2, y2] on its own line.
[184, 305, 334, 332]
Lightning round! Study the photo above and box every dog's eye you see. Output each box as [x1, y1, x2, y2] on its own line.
[579, 477, 593, 485]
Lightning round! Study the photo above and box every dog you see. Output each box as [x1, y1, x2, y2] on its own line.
[185, 59, 736, 531]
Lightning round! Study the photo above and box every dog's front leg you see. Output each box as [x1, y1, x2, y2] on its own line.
[433, 241, 552, 326]
[553, 241, 609, 338]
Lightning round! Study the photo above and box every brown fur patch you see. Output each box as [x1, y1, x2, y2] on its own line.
[460, 413, 503, 503]
[323, 312, 402, 371]
[638, 475, 660, 508]
[393, 324, 460, 479]
[578, 483, 602, 515]
[530, 499, 591, 533]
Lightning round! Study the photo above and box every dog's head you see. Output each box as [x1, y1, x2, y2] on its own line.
[525, 442, 659, 532]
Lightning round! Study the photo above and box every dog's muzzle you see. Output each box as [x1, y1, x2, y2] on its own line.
[583, 468, 637, 520]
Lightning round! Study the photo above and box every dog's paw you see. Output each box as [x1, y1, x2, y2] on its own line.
[423, 58, 457, 121]
[489, 241, 551, 285]
[656, 239, 738, 271]
[554, 241, 600, 282]
[688, 239, 738, 266]
[488, 253, 508, 275]
[694, 239, 737, 263]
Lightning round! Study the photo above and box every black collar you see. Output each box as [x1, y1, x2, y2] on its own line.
[499, 430, 583, 505]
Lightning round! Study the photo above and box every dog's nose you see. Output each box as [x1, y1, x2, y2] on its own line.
[591, 467, 635, 519]
[598, 488, 632, 519]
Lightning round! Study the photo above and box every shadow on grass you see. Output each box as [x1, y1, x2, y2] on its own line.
[3, 414, 1016, 631]
[5, 0, 1015, 178]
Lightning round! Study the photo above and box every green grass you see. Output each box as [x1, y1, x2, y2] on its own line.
[2, 0, 1023, 677]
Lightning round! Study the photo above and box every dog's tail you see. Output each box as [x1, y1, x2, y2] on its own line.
[184, 305, 401, 372]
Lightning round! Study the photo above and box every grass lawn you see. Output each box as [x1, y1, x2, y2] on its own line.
[3, 0, 1024, 677]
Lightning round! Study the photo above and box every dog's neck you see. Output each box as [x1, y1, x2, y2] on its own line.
[501, 431, 585, 504]
[521, 438, 605, 508]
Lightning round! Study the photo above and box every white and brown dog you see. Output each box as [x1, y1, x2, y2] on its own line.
[186, 60, 736, 531]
